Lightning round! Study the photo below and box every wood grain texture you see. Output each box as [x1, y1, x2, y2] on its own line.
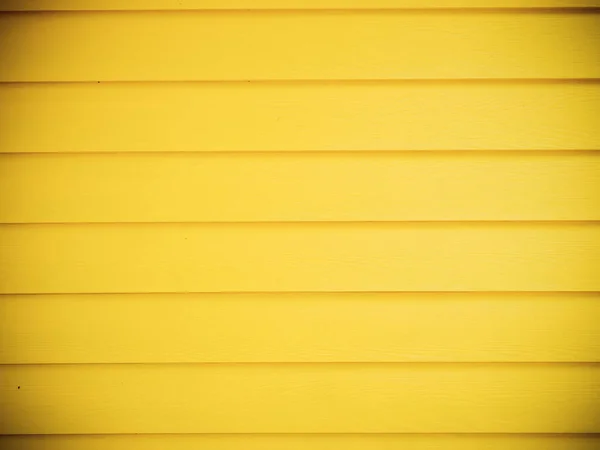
[2, 293, 599, 364]
[2, 434, 600, 450]
[1, 82, 598, 152]
[3, 0, 600, 10]
[1, 223, 598, 294]
[2, 364, 599, 434]
[1, 11, 599, 81]
[0, 1, 598, 447]
[2, 152, 599, 223]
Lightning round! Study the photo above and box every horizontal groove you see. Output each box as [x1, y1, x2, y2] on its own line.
[1, 78, 599, 86]
[2, 362, 599, 367]
[7, 291, 597, 296]
[3, 149, 599, 156]
[2, 220, 599, 226]
[1, 149, 599, 156]
[3, 7, 600, 13]
[2, 291, 598, 297]
[5, 433, 600, 437]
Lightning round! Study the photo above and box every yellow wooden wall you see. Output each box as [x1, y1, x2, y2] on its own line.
[1, 1, 599, 449]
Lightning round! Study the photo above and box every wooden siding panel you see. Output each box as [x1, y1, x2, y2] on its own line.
[2, 364, 599, 434]
[2, 152, 599, 223]
[2, 11, 600, 83]
[1, 82, 598, 153]
[1, 223, 598, 294]
[1, 11, 599, 81]
[2, 293, 599, 364]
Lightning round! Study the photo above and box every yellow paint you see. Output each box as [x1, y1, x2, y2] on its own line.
[2, 293, 599, 364]
[2, 364, 600, 433]
[3, 0, 600, 10]
[2, 435, 600, 450]
[1, 82, 598, 152]
[2, 11, 599, 81]
[2, 223, 599, 293]
[2, 152, 600, 222]
[0, 2, 598, 446]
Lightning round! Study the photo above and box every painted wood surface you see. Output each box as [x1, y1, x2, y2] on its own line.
[2, 364, 599, 434]
[1, 82, 598, 152]
[1, 11, 599, 81]
[2, 293, 599, 364]
[2, 152, 599, 222]
[0, 1, 597, 446]
[2, 223, 599, 293]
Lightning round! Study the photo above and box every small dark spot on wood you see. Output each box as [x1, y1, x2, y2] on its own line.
[17, 386, 20, 390]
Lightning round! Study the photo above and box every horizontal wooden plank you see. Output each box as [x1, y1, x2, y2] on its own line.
[2, 435, 600, 450]
[2, 152, 599, 223]
[1, 223, 598, 294]
[2, 364, 599, 433]
[0, 12, 599, 82]
[2, 293, 599, 364]
[3, 0, 600, 11]
[1, 82, 598, 152]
